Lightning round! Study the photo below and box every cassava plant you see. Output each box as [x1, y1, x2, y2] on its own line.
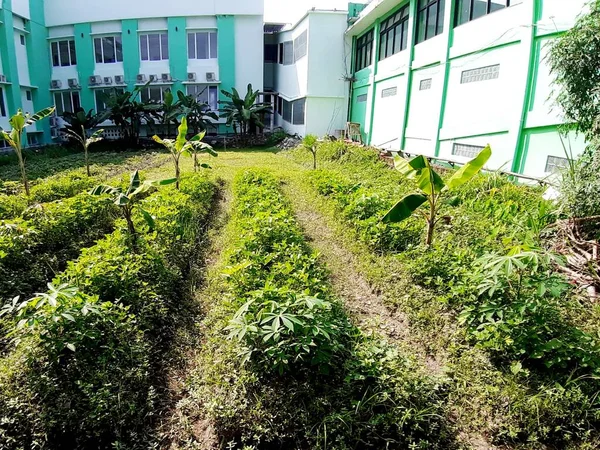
[152, 116, 216, 188]
[90, 170, 175, 248]
[302, 134, 319, 169]
[382, 146, 491, 246]
[0, 107, 56, 196]
[63, 126, 104, 176]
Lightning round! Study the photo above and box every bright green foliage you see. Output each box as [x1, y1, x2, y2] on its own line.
[219, 84, 272, 141]
[63, 125, 104, 177]
[382, 146, 492, 246]
[559, 147, 600, 219]
[177, 89, 219, 135]
[0, 107, 56, 196]
[302, 134, 319, 169]
[152, 117, 217, 188]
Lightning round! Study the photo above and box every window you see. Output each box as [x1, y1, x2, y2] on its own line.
[420, 78, 432, 90]
[26, 90, 31, 101]
[140, 33, 168, 61]
[20, 34, 25, 45]
[355, 29, 374, 71]
[416, 0, 445, 44]
[283, 41, 293, 65]
[265, 44, 278, 63]
[381, 87, 397, 98]
[282, 99, 292, 122]
[292, 98, 305, 125]
[53, 91, 81, 116]
[277, 96, 283, 115]
[188, 31, 218, 59]
[456, 0, 511, 26]
[545, 155, 570, 173]
[356, 93, 368, 103]
[94, 36, 123, 64]
[294, 31, 308, 61]
[51, 39, 77, 67]
[0, 87, 6, 117]
[461, 64, 500, 83]
[452, 143, 484, 158]
[140, 86, 171, 103]
[187, 84, 219, 111]
[28, 133, 39, 145]
[95, 88, 124, 113]
[379, 6, 409, 61]
[278, 43, 284, 64]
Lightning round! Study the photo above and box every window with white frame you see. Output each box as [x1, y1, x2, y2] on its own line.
[188, 31, 218, 59]
[140, 86, 171, 103]
[292, 98, 305, 125]
[187, 84, 219, 111]
[140, 33, 169, 61]
[94, 36, 123, 64]
[51, 39, 77, 67]
[95, 88, 124, 113]
[294, 31, 307, 61]
[53, 91, 81, 116]
[283, 41, 293, 65]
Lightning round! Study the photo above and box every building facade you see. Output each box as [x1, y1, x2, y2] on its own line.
[0, 0, 263, 144]
[346, 0, 589, 178]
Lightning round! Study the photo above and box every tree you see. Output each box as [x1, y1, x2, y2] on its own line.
[103, 86, 160, 144]
[63, 126, 104, 177]
[152, 116, 216, 189]
[547, 1, 600, 139]
[61, 108, 110, 141]
[157, 90, 183, 137]
[177, 89, 219, 135]
[0, 107, 55, 196]
[219, 84, 272, 143]
[90, 170, 174, 249]
[382, 147, 491, 246]
[302, 135, 319, 169]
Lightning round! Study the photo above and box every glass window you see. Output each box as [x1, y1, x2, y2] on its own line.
[140, 33, 168, 61]
[140, 86, 170, 103]
[455, 0, 511, 26]
[95, 88, 125, 113]
[53, 91, 81, 116]
[292, 98, 305, 125]
[282, 99, 292, 122]
[188, 31, 218, 59]
[545, 155, 570, 173]
[0, 87, 6, 117]
[51, 39, 77, 67]
[283, 41, 294, 65]
[379, 5, 409, 61]
[264, 44, 278, 63]
[94, 36, 123, 64]
[355, 29, 374, 72]
[416, 0, 445, 44]
[186, 84, 219, 111]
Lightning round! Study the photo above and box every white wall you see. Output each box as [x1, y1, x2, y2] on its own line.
[234, 15, 263, 92]
[45, 0, 264, 26]
[370, 75, 404, 150]
[522, 129, 586, 178]
[14, 27, 30, 87]
[305, 97, 346, 137]
[11, 0, 30, 20]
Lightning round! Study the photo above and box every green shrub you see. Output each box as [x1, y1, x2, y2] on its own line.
[0, 194, 27, 220]
[559, 146, 600, 219]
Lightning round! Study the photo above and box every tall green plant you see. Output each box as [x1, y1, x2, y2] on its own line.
[103, 86, 160, 143]
[219, 84, 272, 142]
[63, 126, 104, 176]
[0, 107, 55, 196]
[302, 135, 319, 169]
[90, 170, 174, 248]
[177, 89, 218, 135]
[152, 116, 216, 188]
[382, 146, 492, 246]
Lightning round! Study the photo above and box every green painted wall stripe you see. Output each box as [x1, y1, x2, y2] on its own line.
[122, 19, 140, 92]
[347, 35, 356, 122]
[217, 15, 235, 100]
[28, 0, 52, 144]
[74, 23, 95, 112]
[0, 1, 21, 115]
[400, 0, 418, 150]
[168, 17, 187, 95]
[439, 130, 509, 141]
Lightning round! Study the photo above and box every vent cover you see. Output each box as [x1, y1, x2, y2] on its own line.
[381, 87, 397, 98]
[452, 143, 485, 158]
[356, 94, 368, 103]
[461, 65, 500, 84]
[545, 155, 570, 173]
[419, 78, 432, 90]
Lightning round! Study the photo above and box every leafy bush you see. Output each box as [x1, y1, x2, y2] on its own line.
[559, 147, 600, 219]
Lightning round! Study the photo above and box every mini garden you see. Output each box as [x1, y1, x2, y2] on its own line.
[1, 7, 600, 450]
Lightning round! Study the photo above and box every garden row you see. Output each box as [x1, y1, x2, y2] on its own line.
[0, 173, 215, 449]
[294, 142, 600, 447]
[180, 170, 454, 449]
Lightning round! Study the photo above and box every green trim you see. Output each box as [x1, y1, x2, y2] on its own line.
[375, 71, 407, 84]
[28, 0, 52, 144]
[434, 0, 457, 157]
[347, 35, 357, 122]
[449, 39, 520, 62]
[0, 1, 21, 114]
[366, 18, 381, 145]
[511, 0, 540, 173]
[122, 19, 139, 92]
[526, 39, 542, 112]
[168, 17, 187, 95]
[399, 0, 418, 150]
[439, 130, 509, 142]
[74, 23, 95, 112]
[217, 16, 236, 103]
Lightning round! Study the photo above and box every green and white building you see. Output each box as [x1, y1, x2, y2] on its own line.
[0, 0, 264, 144]
[345, 0, 589, 178]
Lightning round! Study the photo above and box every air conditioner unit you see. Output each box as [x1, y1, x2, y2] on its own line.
[104, 76, 113, 85]
[149, 74, 159, 83]
[51, 79, 62, 89]
[161, 73, 171, 82]
[206, 72, 216, 82]
[89, 75, 102, 86]
[0, 75, 6, 83]
[115, 75, 125, 85]
[68, 78, 79, 89]
[137, 74, 146, 83]
[187, 72, 196, 82]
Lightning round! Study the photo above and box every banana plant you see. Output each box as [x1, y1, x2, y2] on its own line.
[90, 170, 175, 249]
[0, 107, 56, 196]
[152, 116, 216, 188]
[302, 134, 318, 170]
[189, 130, 217, 171]
[382, 146, 492, 246]
[63, 125, 104, 177]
